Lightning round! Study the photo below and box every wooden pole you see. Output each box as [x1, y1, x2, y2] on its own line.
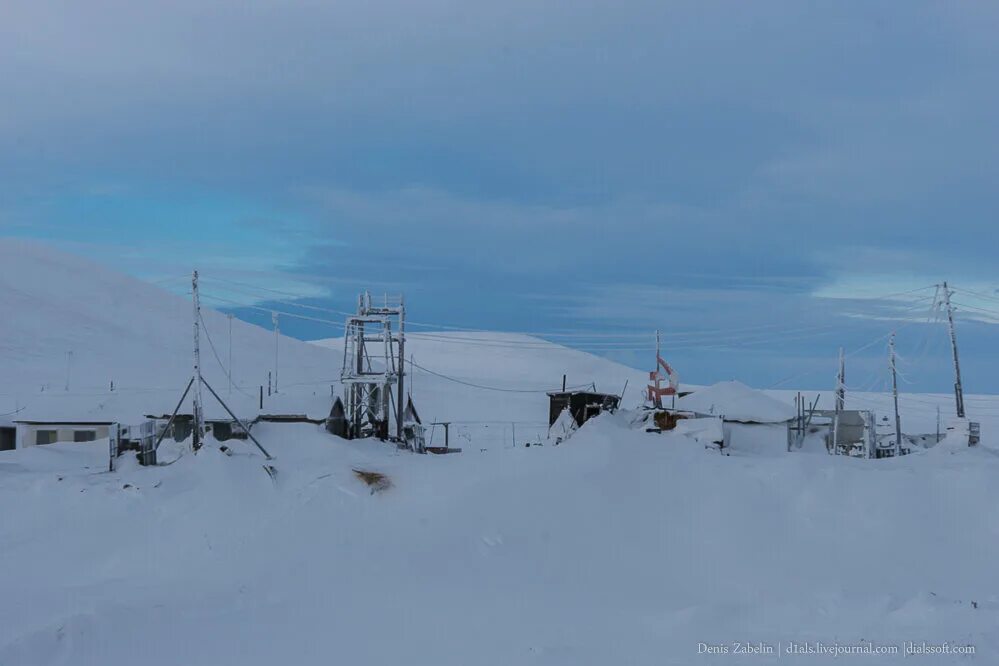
[889, 332, 902, 457]
[227, 313, 233, 396]
[272, 311, 279, 394]
[941, 282, 966, 418]
[396, 297, 406, 442]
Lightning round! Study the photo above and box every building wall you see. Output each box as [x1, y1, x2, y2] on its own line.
[15, 424, 111, 449]
[722, 422, 790, 456]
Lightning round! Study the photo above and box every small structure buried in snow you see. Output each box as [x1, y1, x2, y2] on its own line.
[676, 381, 795, 454]
[547, 390, 621, 429]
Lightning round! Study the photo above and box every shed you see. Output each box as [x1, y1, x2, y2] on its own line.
[547, 390, 621, 428]
[676, 381, 795, 454]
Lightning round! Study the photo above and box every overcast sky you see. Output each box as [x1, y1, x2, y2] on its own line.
[2, 1, 998, 394]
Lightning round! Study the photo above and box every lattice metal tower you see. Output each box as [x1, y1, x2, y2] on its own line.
[341, 292, 406, 441]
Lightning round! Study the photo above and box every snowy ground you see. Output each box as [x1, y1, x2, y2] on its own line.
[1, 420, 997, 665]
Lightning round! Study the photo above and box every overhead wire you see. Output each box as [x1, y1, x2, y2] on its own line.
[951, 286, 999, 304]
[408, 359, 593, 394]
[194, 277, 980, 401]
[200, 293, 347, 330]
[199, 274, 940, 343]
[949, 300, 999, 319]
[199, 311, 255, 398]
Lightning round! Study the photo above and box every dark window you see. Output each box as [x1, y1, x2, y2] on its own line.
[0, 427, 15, 451]
[212, 422, 232, 441]
[36, 430, 58, 445]
[74, 430, 96, 443]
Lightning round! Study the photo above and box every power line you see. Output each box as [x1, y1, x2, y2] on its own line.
[951, 286, 999, 304]
[407, 322, 846, 348]
[199, 312, 255, 398]
[408, 359, 593, 394]
[203, 290, 853, 351]
[768, 328, 907, 389]
[950, 300, 999, 319]
[200, 293, 347, 329]
[199, 278, 358, 319]
[199, 275, 940, 342]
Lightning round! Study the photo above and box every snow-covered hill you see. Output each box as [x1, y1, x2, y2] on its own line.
[0, 239, 340, 422]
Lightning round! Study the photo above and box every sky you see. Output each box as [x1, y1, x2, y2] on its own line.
[2, 0, 998, 395]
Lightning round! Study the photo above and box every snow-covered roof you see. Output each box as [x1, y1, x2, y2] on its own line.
[13, 389, 333, 426]
[676, 381, 796, 423]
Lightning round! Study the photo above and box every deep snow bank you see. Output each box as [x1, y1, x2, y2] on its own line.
[1, 419, 996, 665]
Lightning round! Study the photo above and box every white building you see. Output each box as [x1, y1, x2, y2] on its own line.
[8, 389, 338, 450]
[15, 420, 113, 447]
[676, 381, 795, 454]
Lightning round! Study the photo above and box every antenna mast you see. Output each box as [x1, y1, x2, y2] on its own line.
[940, 282, 965, 418]
[192, 270, 206, 451]
[272, 311, 280, 394]
[144, 270, 272, 463]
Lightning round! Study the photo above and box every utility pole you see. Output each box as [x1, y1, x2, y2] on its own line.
[192, 270, 206, 451]
[227, 313, 233, 396]
[654, 329, 663, 408]
[835, 347, 845, 412]
[272, 311, 280, 394]
[64, 350, 73, 391]
[941, 282, 966, 418]
[889, 332, 902, 457]
[831, 347, 845, 455]
[936, 405, 941, 444]
[396, 296, 406, 442]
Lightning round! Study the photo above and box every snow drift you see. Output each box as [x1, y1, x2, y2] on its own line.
[678, 380, 797, 423]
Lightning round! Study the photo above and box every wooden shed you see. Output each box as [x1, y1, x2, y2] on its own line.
[547, 391, 621, 428]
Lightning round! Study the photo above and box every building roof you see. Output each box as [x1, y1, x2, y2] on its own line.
[13, 387, 333, 426]
[546, 390, 620, 400]
[15, 420, 115, 426]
